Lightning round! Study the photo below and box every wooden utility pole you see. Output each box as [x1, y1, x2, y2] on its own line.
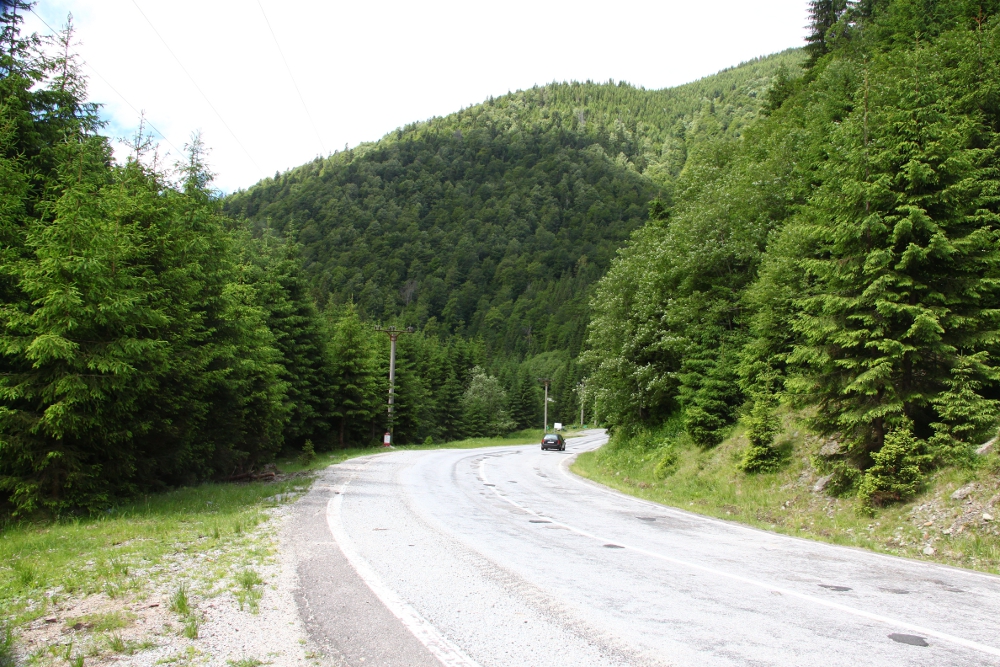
[577, 381, 585, 427]
[537, 377, 552, 432]
[375, 325, 415, 445]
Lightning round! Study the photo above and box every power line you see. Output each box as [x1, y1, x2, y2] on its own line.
[255, 0, 326, 156]
[29, 7, 183, 156]
[128, 0, 265, 178]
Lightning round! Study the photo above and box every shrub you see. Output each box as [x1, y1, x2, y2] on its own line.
[857, 426, 931, 511]
[684, 406, 726, 447]
[653, 446, 679, 479]
[738, 394, 782, 473]
[298, 440, 316, 465]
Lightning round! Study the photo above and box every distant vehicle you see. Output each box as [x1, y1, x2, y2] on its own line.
[541, 433, 565, 451]
[554, 422, 563, 430]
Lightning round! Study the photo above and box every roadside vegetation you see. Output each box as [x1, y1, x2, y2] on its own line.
[0, 4, 594, 523]
[583, 0, 1000, 524]
[574, 413, 1000, 575]
[0, 428, 555, 663]
[0, 475, 310, 665]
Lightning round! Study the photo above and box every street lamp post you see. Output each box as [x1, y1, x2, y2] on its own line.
[375, 325, 415, 445]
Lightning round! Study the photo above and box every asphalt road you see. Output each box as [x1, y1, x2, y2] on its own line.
[288, 430, 1000, 666]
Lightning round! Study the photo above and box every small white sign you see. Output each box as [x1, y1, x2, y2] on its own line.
[554, 422, 563, 431]
[383, 432, 392, 446]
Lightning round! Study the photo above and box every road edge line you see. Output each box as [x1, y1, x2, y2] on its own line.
[325, 463, 483, 667]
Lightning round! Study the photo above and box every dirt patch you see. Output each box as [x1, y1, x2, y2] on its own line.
[13, 503, 317, 667]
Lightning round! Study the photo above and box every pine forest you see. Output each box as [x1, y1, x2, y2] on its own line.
[4, 0, 1000, 520]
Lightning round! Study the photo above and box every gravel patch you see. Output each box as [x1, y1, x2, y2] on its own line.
[14, 502, 319, 667]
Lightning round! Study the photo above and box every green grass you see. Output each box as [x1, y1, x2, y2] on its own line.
[0, 424, 581, 657]
[169, 584, 190, 616]
[0, 622, 15, 667]
[573, 416, 1000, 574]
[227, 658, 265, 667]
[66, 611, 135, 632]
[234, 569, 264, 613]
[0, 477, 310, 629]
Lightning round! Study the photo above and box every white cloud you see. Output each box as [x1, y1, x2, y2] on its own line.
[23, 0, 809, 192]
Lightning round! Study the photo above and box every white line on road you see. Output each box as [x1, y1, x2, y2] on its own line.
[559, 440, 1000, 585]
[477, 450, 1000, 659]
[326, 459, 483, 667]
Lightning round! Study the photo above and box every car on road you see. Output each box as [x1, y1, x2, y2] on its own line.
[541, 433, 565, 451]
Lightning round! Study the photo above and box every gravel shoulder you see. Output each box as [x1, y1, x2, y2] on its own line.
[11, 494, 316, 667]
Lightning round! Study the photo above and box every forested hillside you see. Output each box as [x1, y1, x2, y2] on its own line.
[0, 2, 801, 517]
[224, 50, 803, 359]
[587, 0, 1000, 510]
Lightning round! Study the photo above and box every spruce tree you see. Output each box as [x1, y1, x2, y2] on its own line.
[788, 33, 1000, 465]
[246, 233, 333, 449]
[326, 304, 378, 447]
[805, 0, 850, 65]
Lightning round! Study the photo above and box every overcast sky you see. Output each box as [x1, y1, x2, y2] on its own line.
[23, 1, 810, 192]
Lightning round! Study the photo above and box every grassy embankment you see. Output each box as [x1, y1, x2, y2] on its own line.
[573, 415, 1000, 574]
[0, 428, 552, 664]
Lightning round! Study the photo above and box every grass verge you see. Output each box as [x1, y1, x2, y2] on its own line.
[573, 416, 1000, 575]
[0, 476, 311, 664]
[0, 426, 567, 662]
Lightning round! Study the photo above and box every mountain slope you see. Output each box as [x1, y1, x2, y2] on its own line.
[224, 49, 804, 358]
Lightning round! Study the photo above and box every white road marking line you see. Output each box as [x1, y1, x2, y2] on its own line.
[558, 436, 1000, 584]
[326, 461, 483, 667]
[478, 453, 1000, 658]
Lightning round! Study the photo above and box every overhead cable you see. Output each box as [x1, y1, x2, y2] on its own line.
[29, 7, 184, 156]
[129, 0, 266, 178]
[256, 0, 327, 155]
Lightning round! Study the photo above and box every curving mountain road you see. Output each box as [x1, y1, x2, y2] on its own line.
[286, 430, 1000, 666]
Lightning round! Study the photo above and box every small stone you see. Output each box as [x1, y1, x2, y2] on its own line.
[923, 546, 936, 556]
[813, 474, 834, 493]
[923, 521, 933, 527]
[951, 483, 976, 501]
[44, 617, 57, 623]
[984, 513, 994, 522]
[819, 439, 843, 457]
[943, 528, 952, 535]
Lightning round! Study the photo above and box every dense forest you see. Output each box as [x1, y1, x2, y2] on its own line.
[8, 0, 994, 518]
[225, 51, 802, 360]
[221, 51, 801, 442]
[0, 4, 507, 516]
[587, 0, 1000, 508]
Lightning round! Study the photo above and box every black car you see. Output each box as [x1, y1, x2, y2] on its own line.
[541, 433, 565, 451]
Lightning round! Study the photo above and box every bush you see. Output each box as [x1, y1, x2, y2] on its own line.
[738, 394, 782, 473]
[653, 446, 679, 479]
[857, 426, 931, 511]
[298, 440, 316, 465]
[684, 407, 726, 447]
